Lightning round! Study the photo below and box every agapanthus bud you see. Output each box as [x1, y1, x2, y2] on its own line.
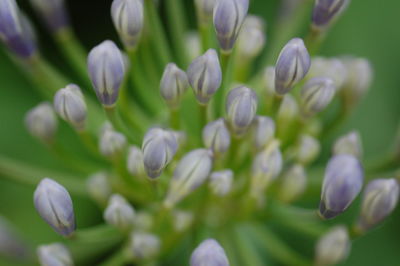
[275, 38, 311, 95]
[190, 239, 229, 266]
[186, 32, 202, 61]
[30, 0, 69, 33]
[209, 170, 233, 197]
[87, 40, 125, 107]
[86, 172, 112, 206]
[252, 116, 275, 150]
[173, 210, 194, 232]
[195, 0, 217, 25]
[53, 84, 87, 130]
[213, 0, 249, 52]
[202, 118, 231, 154]
[0, 216, 28, 258]
[296, 134, 320, 165]
[111, 0, 144, 49]
[237, 15, 266, 60]
[312, 0, 350, 31]
[164, 149, 213, 208]
[129, 232, 161, 260]
[333, 130, 362, 159]
[133, 212, 153, 231]
[187, 49, 222, 104]
[34, 178, 75, 236]
[226, 86, 258, 137]
[357, 178, 399, 232]
[142, 128, 178, 178]
[104, 194, 135, 230]
[127, 145, 146, 177]
[277, 94, 299, 124]
[300, 77, 336, 116]
[160, 63, 189, 109]
[315, 226, 350, 266]
[25, 102, 58, 143]
[319, 154, 364, 219]
[308, 57, 347, 89]
[99, 128, 127, 157]
[278, 164, 307, 203]
[37, 243, 73, 266]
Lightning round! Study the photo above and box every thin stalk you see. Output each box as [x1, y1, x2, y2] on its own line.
[199, 24, 212, 52]
[104, 106, 137, 143]
[214, 51, 233, 117]
[199, 104, 208, 129]
[233, 225, 265, 266]
[77, 130, 104, 160]
[169, 108, 181, 130]
[304, 27, 325, 56]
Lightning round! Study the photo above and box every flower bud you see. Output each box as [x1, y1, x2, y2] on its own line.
[333, 130, 362, 159]
[237, 15, 266, 60]
[127, 145, 146, 177]
[186, 32, 202, 61]
[357, 178, 399, 232]
[160, 63, 189, 109]
[129, 232, 161, 260]
[190, 239, 229, 266]
[278, 164, 307, 203]
[104, 194, 135, 231]
[111, 0, 144, 49]
[173, 210, 194, 232]
[87, 40, 126, 107]
[53, 84, 87, 130]
[99, 128, 127, 157]
[252, 116, 275, 150]
[209, 169, 233, 197]
[86, 172, 112, 206]
[315, 226, 350, 266]
[296, 134, 320, 165]
[142, 128, 178, 178]
[195, 0, 217, 25]
[34, 178, 76, 236]
[277, 94, 299, 125]
[202, 118, 231, 154]
[308, 57, 347, 89]
[133, 211, 153, 231]
[37, 243, 73, 266]
[213, 0, 249, 52]
[300, 77, 336, 116]
[25, 102, 58, 143]
[226, 86, 258, 137]
[187, 49, 222, 104]
[164, 149, 213, 208]
[319, 154, 364, 219]
[275, 38, 311, 95]
[312, 0, 350, 31]
[0, 216, 28, 258]
[263, 66, 275, 95]
[30, 0, 69, 33]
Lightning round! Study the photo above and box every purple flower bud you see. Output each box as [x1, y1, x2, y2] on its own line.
[190, 239, 229, 266]
[99, 128, 127, 157]
[252, 116, 275, 150]
[237, 15, 266, 60]
[209, 169, 233, 197]
[160, 63, 189, 109]
[37, 243, 73, 266]
[312, 0, 350, 30]
[25, 102, 58, 143]
[315, 226, 350, 266]
[202, 118, 231, 154]
[30, 0, 70, 33]
[127, 145, 146, 177]
[319, 154, 364, 219]
[104, 194, 136, 230]
[300, 77, 336, 116]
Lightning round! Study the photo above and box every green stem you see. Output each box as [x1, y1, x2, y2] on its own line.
[199, 104, 208, 129]
[214, 51, 233, 117]
[104, 106, 137, 143]
[169, 108, 181, 130]
[199, 24, 211, 52]
[233, 225, 265, 266]
[304, 27, 325, 57]
[100, 249, 128, 266]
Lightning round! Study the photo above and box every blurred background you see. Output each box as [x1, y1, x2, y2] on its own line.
[0, 0, 399, 265]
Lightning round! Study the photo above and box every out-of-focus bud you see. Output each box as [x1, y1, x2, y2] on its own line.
[37, 243, 73, 266]
[195, 0, 217, 25]
[319, 154, 363, 219]
[160, 63, 189, 109]
[315, 226, 350, 266]
[276, 94, 299, 127]
[99, 128, 127, 157]
[127, 145, 146, 177]
[111, 0, 144, 49]
[275, 38, 311, 95]
[34, 178, 75, 236]
[25, 102, 58, 143]
[86, 172, 112, 206]
[87, 40, 126, 107]
[357, 178, 399, 232]
[226, 86, 258, 137]
[295, 134, 320, 165]
[104, 194, 135, 231]
[252, 116, 275, 150]
[308, 57, 347, 89]
[133, 212, 153, 231]
[312, 0, 350, 31]
[209, 169, 233, 197]
[142, 128, 178, 179]
[172, 130, 188, 149]
[300, 77, 336, 117]
[129, 232, 161, 260]
[0, 216, 28, 259]
[186, 32, 202, 61]
[279, 164, 307, 203]
[333, 130, 362, 159]
[190, 238, 229, 266]
[30, 0, 69, 33]
[164, 149, 213, 208]
[263, 66, 275, 94]
[213, 0, 249, 53]
[237, 15, 266, 60]
[187, 49, 222, 104]
[173, 210, 194, 232]
[53, 84, 87, 131]
[202, 118, 231, 154]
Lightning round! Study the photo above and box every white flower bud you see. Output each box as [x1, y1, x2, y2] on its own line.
[209, 169, 233, 197]
[127, 145, 146, 177]
[133, 212, 154, 231]
[333, 130, 363, 159]
[308, 57, 347, 89]
[160, 63, 189, 108]
[190, 238, 229, 266]
[37, 243, 73, 266]
[104, 194, 135, 231]
[86, 172, 112, 206]
[25, 102, 58, 143]
[173, 210, 194, 232]
[195, 0, 217, 25]
[315, 226, 350, 266]
[237, 15, 266, 60]
[202, 118, 231, 154]
[296, 135, 321, 165]
[252, 116, 275, 150]
[129, 232, 161, 260]
[185, 32, 202, 62]
[278, 164, 307, 203]
[99, 128, 127, 157]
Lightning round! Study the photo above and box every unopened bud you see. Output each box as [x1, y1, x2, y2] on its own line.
[129, 232, 161, 260]
[237, 15, 266, 60]
[186, 32, 202, 61]
[99, 128, 127, 157]
[263, 66, 275, 96]
[133, 212, 154, 231]
[86, 172, 112, 206]
[209, 169, 233, 197]
[315, 226, 350, 266]
[104, 194, 135, 231]
[277, 94, 299, 126]
[312, 0, 350, 31]
[252, 116, 275, 150]
[127, 145, 146, 177]
[308, 57, 347, 89]
[195, 0, 217, 25]
[37, 243, 73, 266]
[202, 118, 231, 154]
[0, 216, 28, 259]
[333, 130, 362, 159]
[30, 0, 69, 33]
[300, 77, 336, 116]
[296, 134, 320, 165]
[279, 164, 307, 203]
[25, 102, 58, 143]
[34, 178, 75, 236]
[190, 238, 229, 266]
[173, 210, 194, 232]
[160, 63, 189, 109]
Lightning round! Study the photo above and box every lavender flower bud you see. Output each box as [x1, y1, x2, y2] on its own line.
[187, 49, 222, 104]
[33, 178, 76, 236]
[53, 84, 87, 130]
[319, 154, 364, 219]
[86, 172, 112, 206]
[213, 0, 249, 52]
[315, 226, 350, 266]
[275, 38, 311, 95]
[0, 216, 28, 258]
[173, 210, 194, 232]
[237, 15, 266, 60]
[190, 239, 229, 266]
[164, 149, 213, 208]
[252, 116, 275, 150]
[160, 63, 190, 109]
[111, 0, 144, 49]
[333, 130, 363, 159]
[296, 134, 321, 165]
[127, 145, 146, 177]
[312, 0, 350, 31]
[129, 232, 161, 260]
[357, 178, 399, 232]
[226, 86, 258, 137]
[37, 243, 73, 266]
[30, 0, 69, 33]
[142, 128, 178, 178]
[104, 194, 135, 230]
[209, 169, 233, 197]
[308, 57, 347, 89]
[202, 118, 231, 154]
[279, 164, 307, 203]
[99, 128, 127, 157]
[25, 102, 58, 143]
[195, 0, 217, 25]
[300, 77, 336, 116]
[87, 40, 125, 106]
